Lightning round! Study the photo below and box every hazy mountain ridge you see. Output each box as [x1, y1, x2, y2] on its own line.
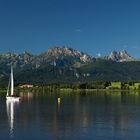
[0, 47, 135, 68]
[0, 46, 140, 86]
[0, 47, 93, 69]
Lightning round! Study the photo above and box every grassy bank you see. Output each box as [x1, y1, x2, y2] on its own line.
[1, 81, 140, 93]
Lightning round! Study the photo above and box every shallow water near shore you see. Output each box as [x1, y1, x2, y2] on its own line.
[0, 90, 140, 140]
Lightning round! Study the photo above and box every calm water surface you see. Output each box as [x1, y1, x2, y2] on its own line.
[0, 91, 140, 140]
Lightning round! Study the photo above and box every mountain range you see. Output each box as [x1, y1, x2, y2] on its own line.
[0, 46, 140, 86]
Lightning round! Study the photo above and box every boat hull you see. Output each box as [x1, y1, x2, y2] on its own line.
[6, 96, 21, 102]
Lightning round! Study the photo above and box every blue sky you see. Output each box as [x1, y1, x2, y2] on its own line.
[0, 0, 140, 57]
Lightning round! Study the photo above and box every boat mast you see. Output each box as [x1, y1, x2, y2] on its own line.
[11, 66, 14, 96]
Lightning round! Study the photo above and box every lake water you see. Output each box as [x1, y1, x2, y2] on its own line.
[0, 90, 140, 140]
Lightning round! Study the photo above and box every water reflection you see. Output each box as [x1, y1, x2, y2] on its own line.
[2, 91, 140, 140]
[6, 101, 20, 138]
[20, 92, 33, 101]
[57, 97, 61, 112]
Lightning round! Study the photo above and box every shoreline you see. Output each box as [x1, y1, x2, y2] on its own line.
[60, 88, 140, 92]
[1, 87, 140, 94]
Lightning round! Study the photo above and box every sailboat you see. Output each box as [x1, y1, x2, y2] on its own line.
[6, 66, 21, 101]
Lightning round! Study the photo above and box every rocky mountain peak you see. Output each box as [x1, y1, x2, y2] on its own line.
[107, 50, 133, 62]
[40, 46, 92, 63]
[119, 50, 132, 59]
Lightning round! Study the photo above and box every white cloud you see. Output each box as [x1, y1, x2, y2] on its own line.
[122, 45, 139, 50]
[97, 53, 101, 57]
[75, 29, 82, 32]
[123, 45, 128, 48]
[131, 46, 139, 49]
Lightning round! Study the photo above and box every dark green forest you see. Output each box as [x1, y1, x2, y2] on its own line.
[1, 59, 140, 88]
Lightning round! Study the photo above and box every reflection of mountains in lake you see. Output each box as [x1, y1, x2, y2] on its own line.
[16, 91, 140, 138]
[0, 91, 139, 139]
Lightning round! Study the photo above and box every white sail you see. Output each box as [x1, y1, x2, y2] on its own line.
[6, 66, 21, 101]
[6, 78, 10, 97]
[11, 66, 14, 96]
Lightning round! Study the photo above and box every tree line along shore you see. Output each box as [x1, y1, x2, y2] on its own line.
[1, 81, 140, 93]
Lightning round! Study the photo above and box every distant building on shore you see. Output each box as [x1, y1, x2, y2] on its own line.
[20, 84, 34, 88]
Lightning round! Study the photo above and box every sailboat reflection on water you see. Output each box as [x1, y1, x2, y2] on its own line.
[6, 100, 19, 138]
